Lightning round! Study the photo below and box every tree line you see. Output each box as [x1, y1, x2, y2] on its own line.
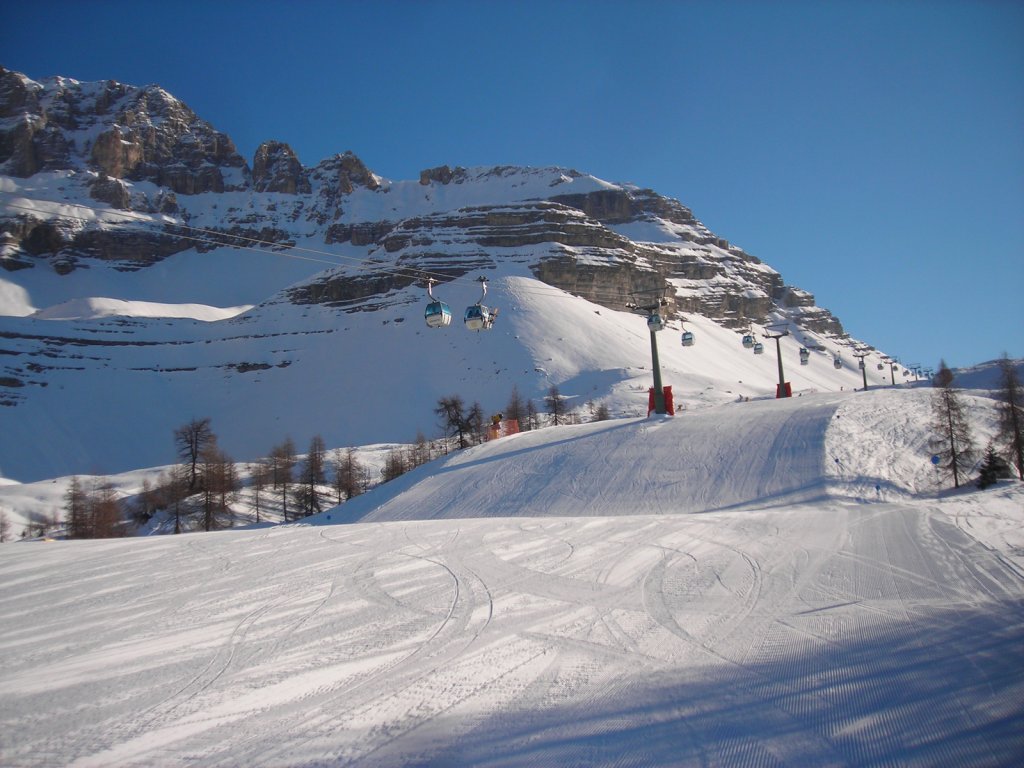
[55, 422, 370, 538]
[376, 384, 611, 483]
[50, 384, 612, 538]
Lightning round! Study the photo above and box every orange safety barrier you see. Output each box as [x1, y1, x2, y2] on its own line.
[487, 419, 521, 440]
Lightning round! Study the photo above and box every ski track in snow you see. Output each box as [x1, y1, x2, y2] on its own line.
[1, 391, 1023, 767]
[2, 510, 1021, 767]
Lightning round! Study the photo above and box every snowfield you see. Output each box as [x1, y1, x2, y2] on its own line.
[1, 387, 1022, 767]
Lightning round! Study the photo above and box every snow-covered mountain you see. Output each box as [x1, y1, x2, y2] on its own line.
[1, 66, 903, 482]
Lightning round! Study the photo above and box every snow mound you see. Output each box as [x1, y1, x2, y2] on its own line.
[30, 297, 252, 321]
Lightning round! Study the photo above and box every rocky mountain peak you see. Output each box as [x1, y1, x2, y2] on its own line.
[0, 66, 41, 118]
[313, 150, 381, 194]
[0, 67, 248, 194]
[253, 140, 310, 194]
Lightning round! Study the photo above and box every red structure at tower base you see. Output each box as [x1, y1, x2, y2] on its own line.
[648, 386, 675, 416]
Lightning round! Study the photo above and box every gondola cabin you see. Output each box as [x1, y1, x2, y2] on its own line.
[753, 342, 765, 355]
[799, 347, 810, 365]
[464, 304, 496, 331]
[833, 356, 843, 369]
[463, 275, 497, 331]
[681, 331, 695, 347]
[742, 334, 755, 349]
[647, 313, 665, 332]
[424, 300, 452, 328]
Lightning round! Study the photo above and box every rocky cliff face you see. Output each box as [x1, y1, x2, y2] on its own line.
[0, 66, 846, 336]
[253, 141, 309, 195]
[0, 66, 248, 192]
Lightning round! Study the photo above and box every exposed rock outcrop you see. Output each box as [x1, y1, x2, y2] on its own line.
[321, 151, 380, 195]
[253, 141, 310, 194]
[380, 202, 633, 254]
[419, 165, 468, 185]
[88, 174, 131, 209]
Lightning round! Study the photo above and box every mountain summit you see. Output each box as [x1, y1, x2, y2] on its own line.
[0, 67, 894, 481]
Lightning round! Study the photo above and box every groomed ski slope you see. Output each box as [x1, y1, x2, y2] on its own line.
[1, 388, 1022, 767]
[336, 394, 841, 523]
[331, 388, 953, 524]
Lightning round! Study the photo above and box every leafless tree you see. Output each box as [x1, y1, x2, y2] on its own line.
[506, 385, 527, 432]
[545, 385, 567, 426]
[409, 431, 432, 469]
[467, 401, 486, 445]
[525, 397, 539, 431]
[332, 448, 366, 503]
[929, 360, 976, 489]
[295, 435, 327, 517]
[269, 438, 297, 521]
[133, 478, 165, 527]
[436, 395, 473, 450]
[381, 447, 409, 483]
[174, 417, 215, 492]
[249, 460, 271, 524]
[200, 439, 237, 531]
[0, 510, 11, 543]
[91, 482, 124, 538]
[167, 464, 189, 534]
[592, 401, 612, 422]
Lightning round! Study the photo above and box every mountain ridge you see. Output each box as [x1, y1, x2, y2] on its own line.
[0, 64, 839, 331]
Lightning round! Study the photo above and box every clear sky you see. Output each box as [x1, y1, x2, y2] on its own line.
[3, 0, 1021, 370]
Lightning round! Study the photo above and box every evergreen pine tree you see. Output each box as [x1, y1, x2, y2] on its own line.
[976, 444, 1013, 489]
[64, 476, 90, 539]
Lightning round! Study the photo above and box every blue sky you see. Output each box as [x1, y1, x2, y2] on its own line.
[3, 0, 1021, 370]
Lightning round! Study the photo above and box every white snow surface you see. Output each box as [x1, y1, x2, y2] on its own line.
[1, 388, 1022, 767]
[0, 268, 911, 483]
[30, 297, 252, 321]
